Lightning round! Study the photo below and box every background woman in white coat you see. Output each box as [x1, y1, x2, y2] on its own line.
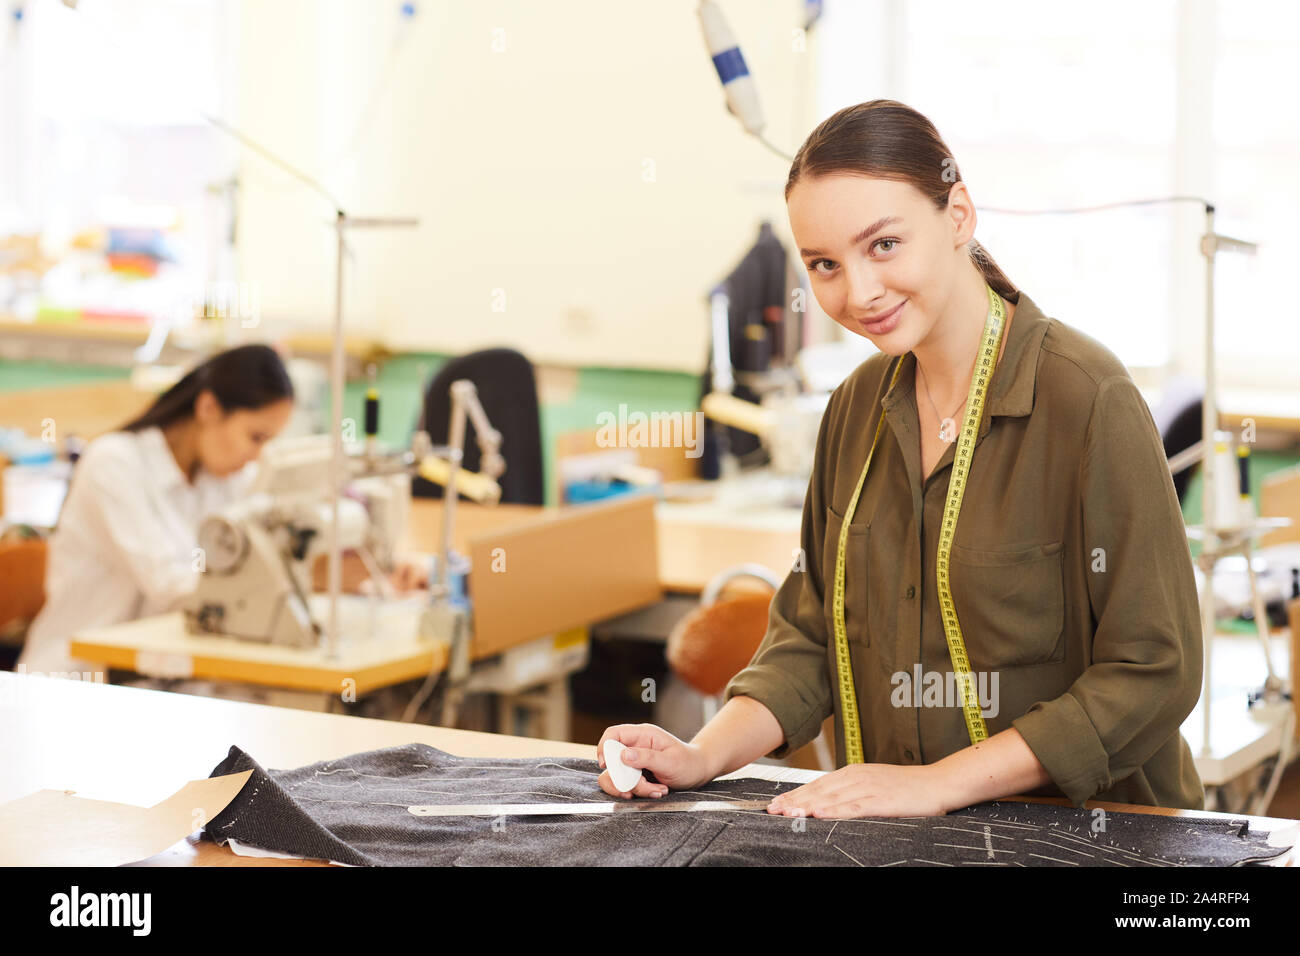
[19, 344, 295, 676]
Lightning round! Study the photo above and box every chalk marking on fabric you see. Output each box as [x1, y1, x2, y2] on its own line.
[1042, 829, 1171, 866]
[1028, 853, 1080, 865]
[1101, 847, 1173, 867]
[294, 780, 475, 796]
[824, 821, 838, 844]
[965, 819, 1038, 831]
[407, 801, 783, 820]
[313, 768, 420, 780]
[298, 780, 581, 801]
[913, 858, 953, 866]
[295, 788, 580, 803]
[933, 825, 1013, 840]
[1042, 829, 1122, 851]
[832, 845, 864, 867]
[666, 789, 739, 798]
[933, 843, 1015, 854]
[1026, 838, 1094, 859]
[533, 762, 600, 776]
[772, 816, 920, 832]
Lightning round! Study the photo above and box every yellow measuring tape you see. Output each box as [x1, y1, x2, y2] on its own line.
[832, 284, 1008, 762]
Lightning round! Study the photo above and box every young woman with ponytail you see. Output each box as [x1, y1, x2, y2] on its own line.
[597, 100, 1204, 814]
[20, 345, 295, 674]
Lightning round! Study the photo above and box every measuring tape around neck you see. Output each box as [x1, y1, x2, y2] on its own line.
[832, 284, 1008, 762]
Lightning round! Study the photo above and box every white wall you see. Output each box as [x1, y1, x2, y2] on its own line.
[234, 0, 818, 371]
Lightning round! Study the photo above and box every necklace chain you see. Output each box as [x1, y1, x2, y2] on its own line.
[917, 361, 968, 443]
[916, 294, 1011, 443]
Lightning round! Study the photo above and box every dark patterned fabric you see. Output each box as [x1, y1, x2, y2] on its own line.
[203, 744, 1288, 867]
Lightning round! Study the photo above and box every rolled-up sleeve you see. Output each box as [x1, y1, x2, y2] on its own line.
[722, 388, 840, 758]
[1012, 375, 1203, 806]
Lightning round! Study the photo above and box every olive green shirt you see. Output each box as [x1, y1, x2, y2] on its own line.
[723, 290, 1205, 810]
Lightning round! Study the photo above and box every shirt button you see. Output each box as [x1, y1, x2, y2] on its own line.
[905, 586, 916, 599]
[903, 749, 914, 761]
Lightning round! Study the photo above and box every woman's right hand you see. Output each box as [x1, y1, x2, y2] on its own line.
[595, 723, 715, 799]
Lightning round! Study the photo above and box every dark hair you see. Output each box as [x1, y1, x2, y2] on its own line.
[785, 99, 1017, 299]
[120, 343, 294, 432]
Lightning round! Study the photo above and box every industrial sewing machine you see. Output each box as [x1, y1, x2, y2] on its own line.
[180, 432, 423, 647]
[182, 380, 503, 663]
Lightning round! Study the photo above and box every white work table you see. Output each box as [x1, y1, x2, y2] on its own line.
[2, 673, 1293, 866]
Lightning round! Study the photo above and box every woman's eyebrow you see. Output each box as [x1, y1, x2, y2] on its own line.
[800, 216, 903, 258]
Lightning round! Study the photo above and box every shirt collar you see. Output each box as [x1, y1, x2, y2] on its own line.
[140, 425, 192, 492]
[882, 288, 1050, 420]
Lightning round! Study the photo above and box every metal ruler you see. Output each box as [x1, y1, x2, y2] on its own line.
[409, 800, 773, 817]
[832, 283, 1007, 761]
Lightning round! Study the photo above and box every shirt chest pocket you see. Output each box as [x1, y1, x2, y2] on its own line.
[947, 540, 1065, 669]
[822, 504, 896, 651]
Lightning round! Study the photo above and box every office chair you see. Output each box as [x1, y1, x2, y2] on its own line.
[1149, 377, 1205, 504]
[666, 563, 835, 771]
[412, 348, 545, 506]
[0, 536, 47, 671]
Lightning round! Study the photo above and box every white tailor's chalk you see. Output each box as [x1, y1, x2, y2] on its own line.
[603, 739, 644, 793]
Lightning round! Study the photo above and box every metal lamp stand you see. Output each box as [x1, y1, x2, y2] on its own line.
[202, 113, 419, 660]
[323, 211, 417, 659]
[1180, 204, 1294, 813]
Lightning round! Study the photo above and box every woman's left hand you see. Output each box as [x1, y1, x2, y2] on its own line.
[766, 763, 952, 818]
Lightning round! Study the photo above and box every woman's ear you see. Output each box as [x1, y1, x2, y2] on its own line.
[193, 388, 222, 424]
[945, 182, 978, 248]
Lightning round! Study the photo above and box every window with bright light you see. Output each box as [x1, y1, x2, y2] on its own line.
[815, 0, 1295, 388]
[1211, 0, 1300, 385]
[0, 0, 235, 327]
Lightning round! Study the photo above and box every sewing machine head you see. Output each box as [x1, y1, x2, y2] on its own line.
[182, 434, 412, 647]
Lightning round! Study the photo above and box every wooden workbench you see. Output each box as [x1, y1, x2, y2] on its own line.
[68, 606, 447, 695]
[66, 494, 792, 693]
[2, 673, 1292, 867]
[68, 496, 661, 692]
[407, 497, 801, 596]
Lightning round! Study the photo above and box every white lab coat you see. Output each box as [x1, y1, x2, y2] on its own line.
[18, 426, 257, 676]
